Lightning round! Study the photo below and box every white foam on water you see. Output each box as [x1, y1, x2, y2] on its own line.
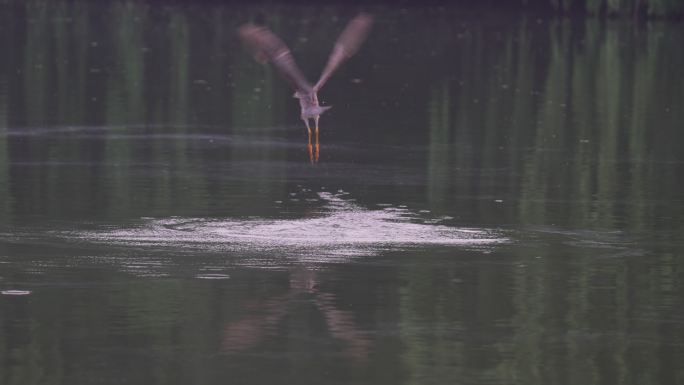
[78, 192, 507, 257]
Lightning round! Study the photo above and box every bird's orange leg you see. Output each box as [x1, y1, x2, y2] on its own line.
[304, 118, 314, 164]
[314, 116, 320, 163]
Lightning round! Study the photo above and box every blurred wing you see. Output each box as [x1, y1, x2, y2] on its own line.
[313, 13, 373, 92]
[238, 24, 313, 94]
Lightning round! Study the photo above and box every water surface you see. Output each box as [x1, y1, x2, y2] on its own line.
[0, 3, 683, 385]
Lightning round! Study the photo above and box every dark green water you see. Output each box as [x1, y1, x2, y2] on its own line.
[1, 2, 683, 385]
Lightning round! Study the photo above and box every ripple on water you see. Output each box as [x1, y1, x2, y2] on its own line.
[195, 274, 231, 280]
[1, 290, 32, 296]
[75, 191, 508, 258]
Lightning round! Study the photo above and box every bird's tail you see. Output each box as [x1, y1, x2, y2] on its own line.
[312, 105, 332, 116]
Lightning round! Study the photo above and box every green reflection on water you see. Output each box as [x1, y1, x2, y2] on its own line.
[0, 78, 7, 222]
[0, 2, 683, 385]
[2, 3, 680, 228]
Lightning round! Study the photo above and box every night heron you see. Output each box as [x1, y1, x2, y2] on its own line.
[239, 13, 373, 163]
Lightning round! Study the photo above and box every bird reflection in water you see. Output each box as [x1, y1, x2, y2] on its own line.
[239, 13, 373, 164]
[223, 268, 371, 361]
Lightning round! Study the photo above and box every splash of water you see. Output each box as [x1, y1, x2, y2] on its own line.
[78, 191, 506, 259]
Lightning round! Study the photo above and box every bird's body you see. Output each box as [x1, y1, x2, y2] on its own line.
[295, 91, 330, 120]
[239, 14, 373, 163]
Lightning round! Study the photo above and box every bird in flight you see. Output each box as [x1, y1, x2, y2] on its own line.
[238, 13, 373, 163]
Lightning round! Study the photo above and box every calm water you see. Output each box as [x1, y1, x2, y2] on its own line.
[1, 2, 683, 385]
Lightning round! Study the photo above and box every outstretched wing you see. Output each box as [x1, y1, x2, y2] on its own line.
[238, 24, 313, 95]
[313, 13, 373, 92]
